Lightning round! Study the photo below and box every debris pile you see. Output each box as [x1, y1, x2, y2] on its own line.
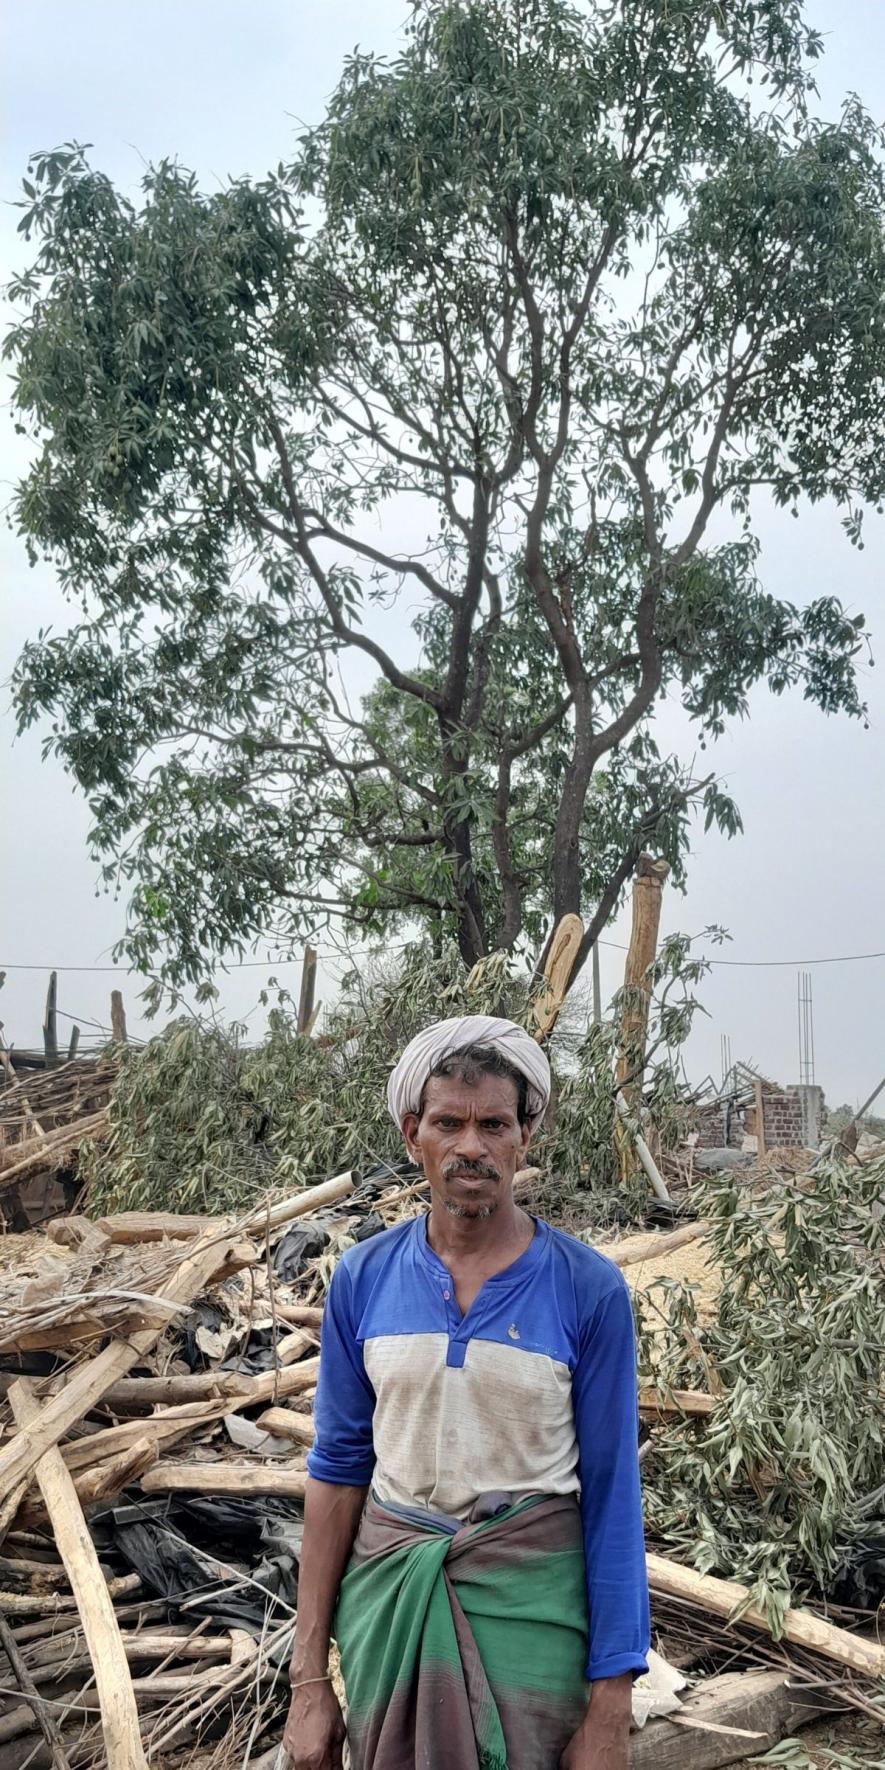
[0, 1058, 116, 1232]
[0, 1150, 881, 1770]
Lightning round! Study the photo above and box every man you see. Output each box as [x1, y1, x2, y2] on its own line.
[283, 1015, 649, 1770]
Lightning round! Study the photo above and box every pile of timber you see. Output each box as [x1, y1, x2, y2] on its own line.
[0, 1176, 882, 1770]
[0, 1058, 117, 1231]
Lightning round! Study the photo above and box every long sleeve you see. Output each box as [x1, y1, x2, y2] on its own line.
[306, 1258, 377, 1486]
[572, 1274, 650, 1682]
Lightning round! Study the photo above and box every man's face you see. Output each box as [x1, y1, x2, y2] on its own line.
[401, 1071, 532, 1221]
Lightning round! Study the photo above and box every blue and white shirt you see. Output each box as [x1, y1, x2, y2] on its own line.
[308, 1213, 650, 1683]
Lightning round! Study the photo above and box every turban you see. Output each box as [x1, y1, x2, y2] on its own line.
[387, 1015, 551, 1129]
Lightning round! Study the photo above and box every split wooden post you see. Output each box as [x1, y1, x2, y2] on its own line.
[110, 991, 127, 1044]
[42, 973, 59, 1070]
[66, 1025, 80, 1062]
[533, 914, 583, 1042]
[617, 856, 670, 1097]
[297, 946, 317, 1035]
[8, 1380, 148, 1770]
[616, 856, 669, 1186]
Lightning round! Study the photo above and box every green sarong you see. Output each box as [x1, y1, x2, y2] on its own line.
[335, 1491, 589, 1770]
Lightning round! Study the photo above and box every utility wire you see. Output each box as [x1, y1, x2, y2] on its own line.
[4, 944, 885, 973]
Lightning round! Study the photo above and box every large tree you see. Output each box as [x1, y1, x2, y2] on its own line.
[7, 0, 884, 988]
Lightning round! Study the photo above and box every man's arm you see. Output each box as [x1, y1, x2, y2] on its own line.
[562, 1272, 650, 1770]
[283, 1477, 367, 1769]
[283, 1257, 377, 1768]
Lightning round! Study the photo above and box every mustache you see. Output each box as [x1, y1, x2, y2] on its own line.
[442, 1157, 501, 1183]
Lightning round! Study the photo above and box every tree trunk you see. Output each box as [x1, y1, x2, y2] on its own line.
[616, 855, 670, 1101]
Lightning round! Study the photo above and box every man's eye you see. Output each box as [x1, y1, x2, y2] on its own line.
[482, 1120, 503, 1131]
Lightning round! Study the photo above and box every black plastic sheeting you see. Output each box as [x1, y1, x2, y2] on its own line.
[109, 1494, 301, 1654]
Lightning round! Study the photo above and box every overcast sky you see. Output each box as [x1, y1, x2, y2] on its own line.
[2, 2, 884, 1106]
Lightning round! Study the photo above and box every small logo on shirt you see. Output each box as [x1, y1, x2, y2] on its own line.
[507, 1323, 520, 1341]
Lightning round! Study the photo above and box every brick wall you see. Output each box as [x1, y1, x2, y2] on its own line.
[695, 1083, 825, 1150]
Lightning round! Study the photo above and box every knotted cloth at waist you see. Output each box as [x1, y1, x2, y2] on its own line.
[335, 1490, 589, 1770]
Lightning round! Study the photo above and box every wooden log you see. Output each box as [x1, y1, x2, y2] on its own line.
[0, 1573, 140, 1616]
[628, 1670, 826, 1770]
[95, 1168, 356, 1245]
[8, 1380, 148, 1770]
[0, 1613, 72, 1770]
[645, 1552, 885, 1679]
[95, 1210, 216, 1243]
[0, 1226, 240, 1508]
[275, 1328, 316, 1365]
[97, 1355, 319, 1412]
[256, 1408, 315, 1447]
[604, 1221, 707, 1271]
[15, 1435, 158, 1528]
[637, 1388, 715, 1419]
[273, 1304, 324, 1329]
[616, 856, 670, 1097]
[141, 1462, 308, 1499]
[13, 1630, 232, 1674]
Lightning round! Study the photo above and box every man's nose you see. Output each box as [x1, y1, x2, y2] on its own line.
[454, 1122, 487, 1159]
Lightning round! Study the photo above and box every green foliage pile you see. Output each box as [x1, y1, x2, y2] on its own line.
[81, 935, 707, 1218]
[636, 1156, 885, 1630]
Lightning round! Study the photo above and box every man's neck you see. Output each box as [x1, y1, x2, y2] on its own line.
[425, 1196, 533, 1266]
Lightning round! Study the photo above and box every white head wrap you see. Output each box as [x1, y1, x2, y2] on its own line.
[387, 1014, 551, 1129]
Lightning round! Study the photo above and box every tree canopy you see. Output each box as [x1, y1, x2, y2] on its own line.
[7, 0, 885, 989]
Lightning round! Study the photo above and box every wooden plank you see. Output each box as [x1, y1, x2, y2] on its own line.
[141, 1462, 308, 1499]
[629, 1670, 826, 1770]
[646, 1552, 885, 1679]
[0, 1226, 240, 1508]
[8, 1380, 148, 1770]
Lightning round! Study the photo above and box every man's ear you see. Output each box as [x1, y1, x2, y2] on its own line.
[520, 1118, 533, 1154]
[401, 1110, 422, 1165]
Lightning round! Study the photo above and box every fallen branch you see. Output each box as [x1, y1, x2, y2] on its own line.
[96, 1355, 319, 1411]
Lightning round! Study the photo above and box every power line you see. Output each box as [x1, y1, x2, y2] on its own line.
[4, 943, 885, 974]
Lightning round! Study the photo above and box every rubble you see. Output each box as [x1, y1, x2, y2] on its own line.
[0, 1152, 881, 1770]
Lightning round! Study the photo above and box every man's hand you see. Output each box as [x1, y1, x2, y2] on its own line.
[560, 1674, 631, 1770]
[281, 1679, 346, 1770]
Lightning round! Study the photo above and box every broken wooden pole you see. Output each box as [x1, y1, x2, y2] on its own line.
[8, 1379, 149, 1770]
[532, 914, 583, 1042]
[110, 991, 127, 1044]
[617, 856, 670, 1096]
[297, 946, 318, 1035]
[42, 974, 58, 1071]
